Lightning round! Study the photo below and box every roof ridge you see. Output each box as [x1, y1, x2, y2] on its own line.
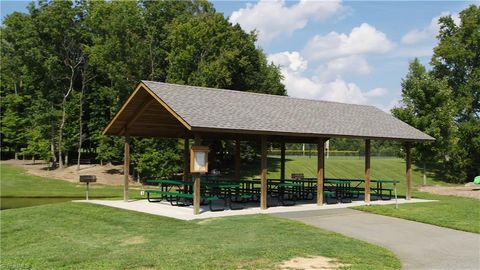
[141, 80, 377, 109]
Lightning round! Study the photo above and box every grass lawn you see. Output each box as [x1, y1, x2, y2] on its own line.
[2, 158, 478, 234]
[354, 192, 480, 234]
[0, 202, 400, 270]
[243, 156, 450, 196]
[0, 164, 126, 198]
[245, 157, 480, 234]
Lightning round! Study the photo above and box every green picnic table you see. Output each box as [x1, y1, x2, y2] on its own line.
[372, 179, 399, 201]
[146, 179, 184, 185]
[276, 182, 302, 206]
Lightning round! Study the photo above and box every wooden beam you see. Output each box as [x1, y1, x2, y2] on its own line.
[235, 139, 241, 181]
[119, 99, 155, 135]
[406, 143, 412, 200]
[183, 138, 189, 182]
[103, 82, 192, 136]
[317, 138, 325, 206]
[193, 134, 202, 215]
[364, 139, 371, 204]
[260, 136, 268, 210]
[280, 142, 286, 181]
[124, 135, 130, 202]
[142, 84, 192, 130]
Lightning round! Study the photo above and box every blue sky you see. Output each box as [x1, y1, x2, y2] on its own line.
[1, 0, 476, 111]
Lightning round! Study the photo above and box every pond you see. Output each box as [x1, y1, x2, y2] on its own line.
[1, 197, 85, 210]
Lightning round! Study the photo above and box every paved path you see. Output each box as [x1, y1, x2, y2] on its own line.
[273, 208, 480, 270]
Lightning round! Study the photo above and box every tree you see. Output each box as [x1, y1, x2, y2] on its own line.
[131, 138, 181, 179]
[430, 5, 480, 181]
[393, 5, 479, 182]
[0, 0, 286, 180]
[0, 94, 29, 158]
[392, 59, 459, 181]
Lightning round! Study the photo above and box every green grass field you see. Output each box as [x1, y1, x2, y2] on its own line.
[1, 158, 478, 269]
[354, 192, 480, 233]
[1, 157, 478, 233]
[241, 156, 449, 196]
[0, 203, 400, 269]
[0, 164, 125, 198]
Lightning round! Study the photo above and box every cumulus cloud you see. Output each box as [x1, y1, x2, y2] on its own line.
[229, 0, 343, 44]
[315, 55, 371, 81]
[364, 87, 388, 97]
[401, 11, 460, 45]
[268, 51, 386, 105]
[302, 23, 394, 61]
[268, 51, 308, 73]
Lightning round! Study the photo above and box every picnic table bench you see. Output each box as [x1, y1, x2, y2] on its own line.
[324, 178, 398, 200]
[144, 189, 223, 211]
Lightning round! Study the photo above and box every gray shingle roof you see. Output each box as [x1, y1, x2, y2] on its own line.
[142, 80, 434, 141]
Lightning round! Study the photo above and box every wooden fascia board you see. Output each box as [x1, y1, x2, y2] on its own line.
[191, 126, 433, 142]
[102, 83, 145, 135]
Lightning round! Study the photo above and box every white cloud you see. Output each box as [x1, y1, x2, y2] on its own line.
[364, 87, 388, 97]
[302, 23, 394, 61]
[315, 55, 371, 81]
[268, 51, 307, 73]
[375, 98, 400, 113]
[229, 0, 343, 44]
[401, 11, 460, 45]
[269, 51, 386, 105]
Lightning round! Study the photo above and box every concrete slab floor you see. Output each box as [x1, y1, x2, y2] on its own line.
[75, 198, 434, 221]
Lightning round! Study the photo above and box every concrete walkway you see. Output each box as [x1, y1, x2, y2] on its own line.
[273, 208, 480, 270]
[77, 198, 433, 220]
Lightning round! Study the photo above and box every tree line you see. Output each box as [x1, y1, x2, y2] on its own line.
[0, 0, 285, 177]
[1, 1, 478, 183]
[393, 5, 479, 183]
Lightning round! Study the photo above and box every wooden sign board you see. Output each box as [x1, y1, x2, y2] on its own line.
[190, 146, 209, 173]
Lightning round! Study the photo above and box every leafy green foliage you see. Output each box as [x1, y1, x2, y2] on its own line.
[1, 0, 285, 178]
[393, 5, 480, 182]
[392, 59, 460, 180]
[131, 138, 181, 179]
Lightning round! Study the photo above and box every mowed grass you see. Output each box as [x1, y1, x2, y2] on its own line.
[2, 158, 479, 234]
[354, 192, 480, 234]
[243, 156, 449, 196]
[0, 164, 125, 198]
[244, 157, 480, 234]
[0, 203, 400, 270]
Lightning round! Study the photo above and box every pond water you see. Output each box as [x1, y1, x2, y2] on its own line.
[1, 197, 85, 210]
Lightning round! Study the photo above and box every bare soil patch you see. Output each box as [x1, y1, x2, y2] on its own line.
[1, 159, 138, 186]
[277, 256, 348, 270]
[418, 185, 480, 200]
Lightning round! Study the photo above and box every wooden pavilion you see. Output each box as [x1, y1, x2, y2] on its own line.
[103, 81, 434, 215]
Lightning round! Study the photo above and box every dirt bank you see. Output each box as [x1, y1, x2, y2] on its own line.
[1, 159, 138, 186]
[418, 185, 480, 200]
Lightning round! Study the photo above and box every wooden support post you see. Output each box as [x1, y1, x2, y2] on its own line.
[260, 136, 268, 210]
[193, 134, 202, 215]
[235, 139, 241, 181]
[280, 142, 286, 181]
[183, 138, 189, 182]
[123, 135, 130, 202]
[193, 174, 201, 215]
[406, 143, 412, 200]
[317, 138, 325, 206]
[364, 139, 371, 204]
